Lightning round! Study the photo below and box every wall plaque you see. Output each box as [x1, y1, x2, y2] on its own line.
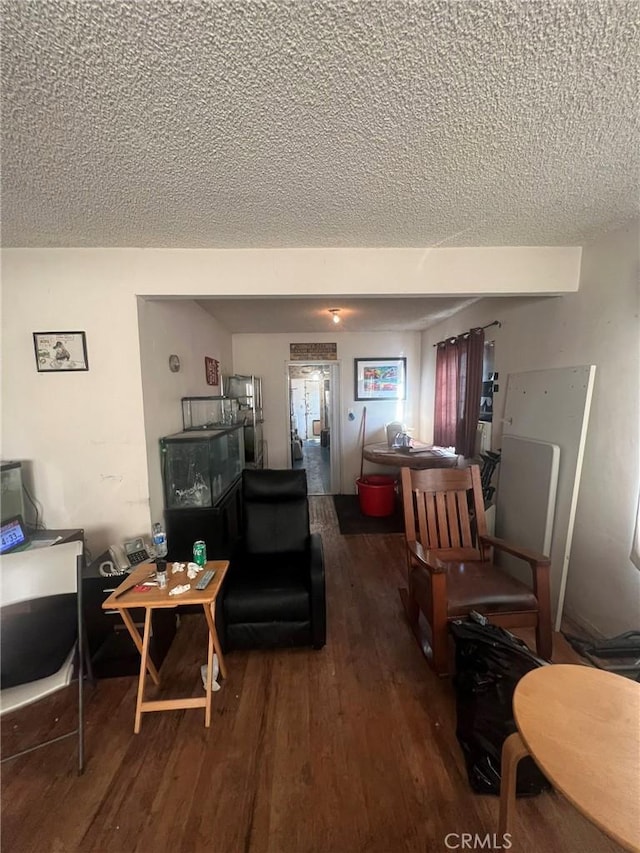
[290, 343, 337, 361]
[205, 356, 219, 385]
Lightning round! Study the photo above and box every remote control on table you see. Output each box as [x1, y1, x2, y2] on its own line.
[195, 569, 216, 590]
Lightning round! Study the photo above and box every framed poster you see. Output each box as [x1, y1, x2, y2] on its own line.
[205, 356, 219, 386]
[354, 357, 406, 401]
[33, 331, 89, 372]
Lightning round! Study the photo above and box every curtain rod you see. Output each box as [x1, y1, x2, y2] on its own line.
[433, 320, 501, 347]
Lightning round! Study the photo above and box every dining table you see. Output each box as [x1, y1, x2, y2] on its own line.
[362, 441, 459, 469]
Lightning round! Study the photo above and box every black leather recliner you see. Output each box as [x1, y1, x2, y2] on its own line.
[219, 468, 326, 651]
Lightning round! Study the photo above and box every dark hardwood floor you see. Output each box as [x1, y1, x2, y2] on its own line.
[1, 497, 625, 853]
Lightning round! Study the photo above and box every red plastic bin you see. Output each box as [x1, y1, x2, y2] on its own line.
[356, 475, 396, 517]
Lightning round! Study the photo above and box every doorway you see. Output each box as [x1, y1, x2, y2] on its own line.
[287, 362, 340, 495]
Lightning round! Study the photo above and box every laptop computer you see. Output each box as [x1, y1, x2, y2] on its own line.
[0, 515, 31, 555]
[1, 515, 68, 555]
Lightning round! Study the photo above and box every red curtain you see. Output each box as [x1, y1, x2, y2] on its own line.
[434, 328, 485, 457]
[434, 340, 459, 447]
[455, 328, 485, 458]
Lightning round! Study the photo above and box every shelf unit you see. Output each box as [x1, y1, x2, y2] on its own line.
[223, 374, 264, 468]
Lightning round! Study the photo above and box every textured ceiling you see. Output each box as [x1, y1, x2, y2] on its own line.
[1, 0, 638, 248]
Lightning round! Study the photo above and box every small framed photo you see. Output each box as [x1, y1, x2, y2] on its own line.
[33, 331, 89, 372]
[354, 357, 406, 401]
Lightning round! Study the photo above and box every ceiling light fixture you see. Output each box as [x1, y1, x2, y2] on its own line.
[329, 308, 341, 325]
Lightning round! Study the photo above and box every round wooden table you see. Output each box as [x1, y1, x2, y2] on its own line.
[362, 442, 459, 469]
[499, 664, 640, 852]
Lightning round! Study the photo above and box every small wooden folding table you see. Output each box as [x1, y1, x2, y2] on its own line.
[102, 560, 229, 733]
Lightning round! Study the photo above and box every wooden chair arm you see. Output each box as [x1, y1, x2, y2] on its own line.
[406, 542, 481, 573]
[480, 535, 552, 622]
[479, 534, 550, 567]
[406, 540, 448, 574]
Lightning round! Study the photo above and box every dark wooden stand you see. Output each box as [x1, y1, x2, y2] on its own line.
[83, 554, 177, 679]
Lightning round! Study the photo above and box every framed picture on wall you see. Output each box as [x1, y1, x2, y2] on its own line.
[33, 331, 89, 372]
[354, 357, 406, 401]
[205, 356, 219, 385]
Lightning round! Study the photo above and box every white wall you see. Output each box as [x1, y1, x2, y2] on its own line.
[419, 221, 640, 636]
[232, 331, 422, 493]
[0, 253, 150, 554]
[137, 299, 233, 527]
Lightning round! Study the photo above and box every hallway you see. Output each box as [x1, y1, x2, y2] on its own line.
[294, 438, 331, 495]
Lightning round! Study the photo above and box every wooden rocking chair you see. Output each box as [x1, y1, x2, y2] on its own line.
[399, 465, 552, 676]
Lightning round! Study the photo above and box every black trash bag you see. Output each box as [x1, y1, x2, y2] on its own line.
[449, 617, 552, 797]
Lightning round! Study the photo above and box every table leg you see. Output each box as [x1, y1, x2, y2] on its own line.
[134, 609, 153, 734]
[203, 601, 227, 679]
[498, 731, 530, 841]
[204, 621, 214, 728]
[118, 607, 161, 686]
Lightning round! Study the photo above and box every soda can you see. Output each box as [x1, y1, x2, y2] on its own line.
[193, 540, 207, 567]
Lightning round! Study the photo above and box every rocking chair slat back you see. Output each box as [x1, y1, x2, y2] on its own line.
[417, 492, 431, 547]
[401, 465, 485, 550]
[446, 491, 461, 547]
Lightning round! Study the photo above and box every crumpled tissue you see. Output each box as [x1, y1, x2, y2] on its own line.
[200, 655, 221, 692]
[187, 561, 202, 580]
